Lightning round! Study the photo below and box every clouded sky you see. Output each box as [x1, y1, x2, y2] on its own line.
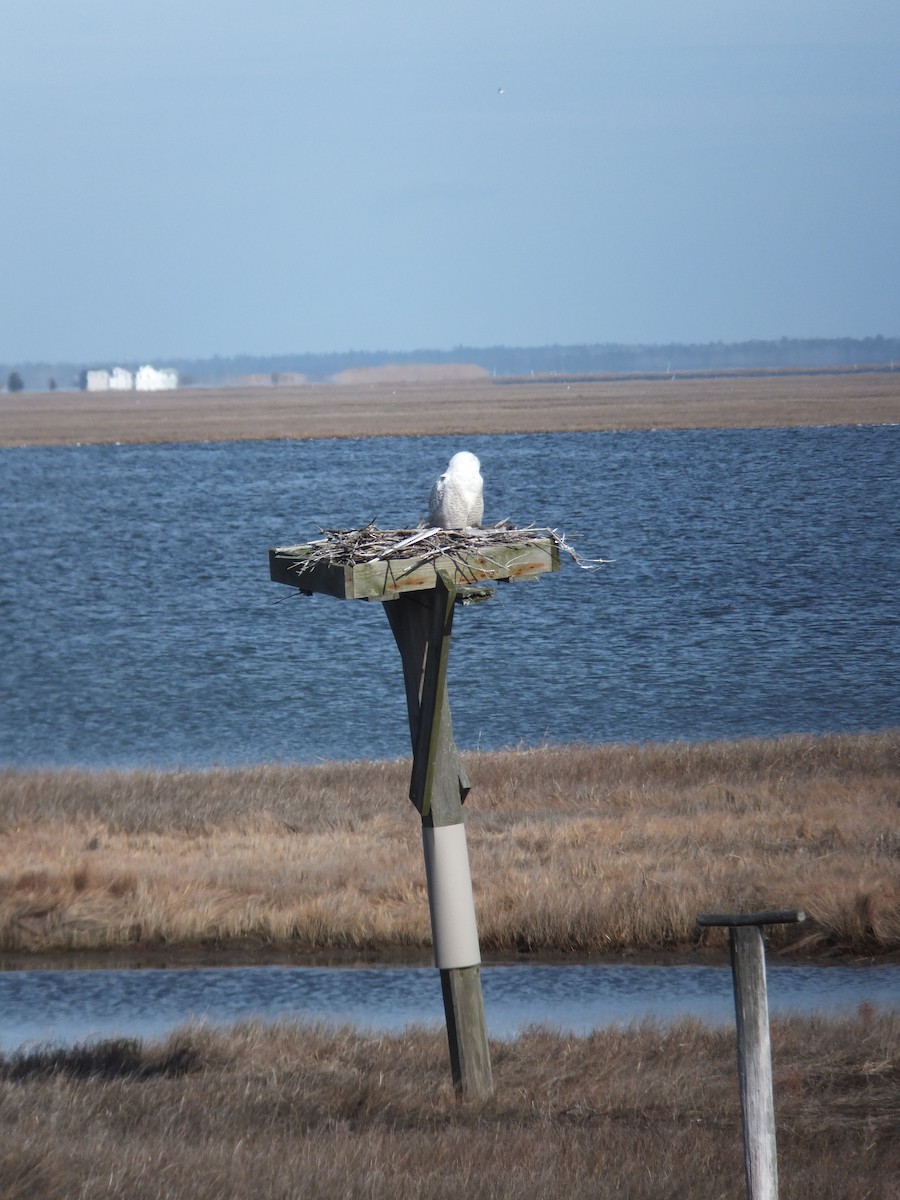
[3, 1, 898, 363]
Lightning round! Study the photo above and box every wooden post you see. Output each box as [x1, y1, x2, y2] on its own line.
[270, 532, 560, 1099]
[696, 909, 806, 1200]
[385, 573, 493, 1099]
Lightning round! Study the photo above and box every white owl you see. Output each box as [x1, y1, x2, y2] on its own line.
[428, 451, 484, 528]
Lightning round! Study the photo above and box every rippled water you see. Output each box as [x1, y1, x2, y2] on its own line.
[0, 963, 896, 1050]
[1, 426, 898, 768]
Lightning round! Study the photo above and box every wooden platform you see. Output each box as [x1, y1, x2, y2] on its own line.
[269, 535, 560, 601]
[269, 527, 563, 1097]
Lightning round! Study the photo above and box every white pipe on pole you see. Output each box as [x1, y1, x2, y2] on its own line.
[422, 823, 481, 970]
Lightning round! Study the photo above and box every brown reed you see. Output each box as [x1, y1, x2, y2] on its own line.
[0, 731, 897, 960]
[0, 1012, 896, 1199]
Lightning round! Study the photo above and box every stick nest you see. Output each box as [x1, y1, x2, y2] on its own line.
[291, 521, 602, 576]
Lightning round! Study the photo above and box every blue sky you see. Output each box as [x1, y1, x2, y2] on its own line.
[2, 1, 898, 363]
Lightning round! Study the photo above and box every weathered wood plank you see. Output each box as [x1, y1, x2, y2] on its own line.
[383, 586, 469, 817]
[730, 925, 779, 1200]
[269, 537, 559, 600]
[440, 966, 493, 1099]
[697, 910, 805, 928]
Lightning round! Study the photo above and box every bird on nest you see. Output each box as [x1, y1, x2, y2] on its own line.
[428, 451, 484, 529]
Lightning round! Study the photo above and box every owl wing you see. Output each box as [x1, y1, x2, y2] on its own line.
[428, 474, 471, 528]
[467, 481, 484, 527]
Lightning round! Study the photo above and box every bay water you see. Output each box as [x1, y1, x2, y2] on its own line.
[1, 424, 898, 1041]
[1, 425, 897, 769]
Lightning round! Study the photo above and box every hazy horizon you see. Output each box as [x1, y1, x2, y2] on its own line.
[3, 2, 898, 364]
[6, 332, 900, 383]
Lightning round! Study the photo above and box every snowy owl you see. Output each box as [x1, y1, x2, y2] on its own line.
[428, 451, 484, 528]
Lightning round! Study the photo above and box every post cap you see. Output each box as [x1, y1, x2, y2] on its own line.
[696, 909, 806, 928]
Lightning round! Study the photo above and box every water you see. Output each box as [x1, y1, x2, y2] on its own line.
[0, 963, 896, 1050]
[1, 427, 897, 769]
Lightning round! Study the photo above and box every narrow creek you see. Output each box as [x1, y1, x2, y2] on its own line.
[1, 962, 896, 1050]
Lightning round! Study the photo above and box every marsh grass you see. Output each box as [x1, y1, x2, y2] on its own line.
[0, 1012, 896, 1198]
[0, 732, 897, 959]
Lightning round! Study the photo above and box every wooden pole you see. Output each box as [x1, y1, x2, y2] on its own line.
[385, 575, 493, 1099]
[270, 532, 560, 1102]
[696, 909, 805, 1200]
[730, 924, 778, 1200]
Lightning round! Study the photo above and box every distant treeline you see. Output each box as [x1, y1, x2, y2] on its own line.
[5, 335, 900, 390]
[170, 335, 900, 384]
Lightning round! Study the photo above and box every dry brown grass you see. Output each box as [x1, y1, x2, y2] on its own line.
[0, 732, 897, 961]
[0, 1012, 896, 1198]
[1, 371, 899, 447]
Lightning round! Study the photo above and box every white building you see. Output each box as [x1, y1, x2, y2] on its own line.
[109, 367, 134, 390]
[135, 365, 179, 391]
[85, 369, 110, 391]
[84, 364, 178, 392]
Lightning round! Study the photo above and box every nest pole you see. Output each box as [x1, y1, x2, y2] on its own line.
[385, 573, 493, 1100]
[696, 909, 806, 1200]
[270, 527, 565, 1101]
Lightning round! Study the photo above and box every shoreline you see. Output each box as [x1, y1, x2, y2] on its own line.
[1, 943, 894, 974]
[2, 371, 899, 446]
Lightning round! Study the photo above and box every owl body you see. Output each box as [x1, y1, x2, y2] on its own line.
[428, 451, 484, 528]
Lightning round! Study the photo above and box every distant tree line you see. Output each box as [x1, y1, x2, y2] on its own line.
[3, 335, 900, 390]
[169, 335, 900, 384]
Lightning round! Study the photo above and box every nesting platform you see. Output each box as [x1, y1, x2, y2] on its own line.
[269, 526, 561, 601]
[268, 521, 572, 1099]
